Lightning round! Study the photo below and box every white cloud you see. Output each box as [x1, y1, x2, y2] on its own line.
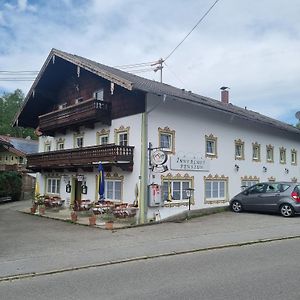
[0, 0, 299, 124]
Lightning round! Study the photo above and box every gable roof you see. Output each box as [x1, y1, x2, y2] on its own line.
[15, 48, 300, 136]
[0, 136, 38, 155]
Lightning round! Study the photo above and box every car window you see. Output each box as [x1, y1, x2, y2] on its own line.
[276, 184, 290, 193]
[248, 183, 266, 194]
[266, 184, 277, 193]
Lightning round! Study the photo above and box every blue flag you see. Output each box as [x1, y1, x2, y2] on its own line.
[98, 163, 105, 201]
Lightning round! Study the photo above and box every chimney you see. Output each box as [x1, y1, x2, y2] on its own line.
[220, 86, 229, 104]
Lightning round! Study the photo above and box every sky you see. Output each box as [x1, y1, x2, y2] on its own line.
[0, 0, 299, 125]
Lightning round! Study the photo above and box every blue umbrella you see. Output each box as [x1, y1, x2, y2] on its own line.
[98, 163, 105, 201]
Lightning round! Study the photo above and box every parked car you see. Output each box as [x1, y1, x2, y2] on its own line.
[230, 182, 300, 217]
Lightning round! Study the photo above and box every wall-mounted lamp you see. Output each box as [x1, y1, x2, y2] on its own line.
[263, 166, 267, 172]
[285, 168, 289, 174]
[234, 164, 239, 172]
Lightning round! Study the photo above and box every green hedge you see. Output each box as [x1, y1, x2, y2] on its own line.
[0, 171, 22, 201]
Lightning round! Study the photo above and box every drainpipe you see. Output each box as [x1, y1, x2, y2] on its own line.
[139, 99, 148, 224]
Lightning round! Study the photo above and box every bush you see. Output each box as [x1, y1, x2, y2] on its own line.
[0, 171, 22, 201]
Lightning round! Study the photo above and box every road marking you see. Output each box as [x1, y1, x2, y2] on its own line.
[1, 235, 300, 282]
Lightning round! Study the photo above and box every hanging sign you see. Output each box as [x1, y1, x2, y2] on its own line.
[171, 153, 209, 171]
[151, 149, 167, 166]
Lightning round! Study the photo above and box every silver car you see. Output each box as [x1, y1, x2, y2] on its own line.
[230, 182, 300, 217]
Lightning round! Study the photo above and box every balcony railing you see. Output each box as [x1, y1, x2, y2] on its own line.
[39, 98, 111, 135]
[27, 144, 134, 172]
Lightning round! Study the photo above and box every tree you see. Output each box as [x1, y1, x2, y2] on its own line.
[0, 89, 36, 139]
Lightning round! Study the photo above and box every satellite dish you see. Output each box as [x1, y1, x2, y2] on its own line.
[295, 111, 300, 120]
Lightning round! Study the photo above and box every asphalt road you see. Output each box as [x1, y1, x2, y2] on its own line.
[1, 200, 300, 299]
[1, 238, 300, 300]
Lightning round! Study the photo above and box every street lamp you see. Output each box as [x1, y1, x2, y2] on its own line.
[185, 188, 195, 211]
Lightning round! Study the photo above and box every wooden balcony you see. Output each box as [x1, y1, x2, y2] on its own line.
[39, 98, 111, 136]
[26, 144, 134, 172]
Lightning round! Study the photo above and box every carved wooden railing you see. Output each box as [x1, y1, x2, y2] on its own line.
[39, 98, 111, 135]
[27, 144, 134, 171]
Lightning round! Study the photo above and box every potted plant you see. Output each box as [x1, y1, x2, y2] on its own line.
[36, 195, 45, 215]
[103, 208, 114, 230]
[89, 213, 97, 226]
[70, 211, 77, 222]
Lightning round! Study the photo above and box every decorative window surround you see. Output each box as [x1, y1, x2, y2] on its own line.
[73, 132, 84, 148]
[234, 139, 245, 160]
[291, 149, 297, 165]
[97, 128, 110, 145]
[105, 172, 124, 202]
[44, 140, 51, 152]
[205, 134, 218, 158]
[266, 145, 274, 163]
[161, 173, 194, 207]
[268, 176, 276, 182]
[291, 177, 297, 183]
[279, 147, 286, 164]
[115, 126, 130, 146]
[158, 126, 175, 154]
[252, 142, 261, 162]
[204, 174, 228, 204]
[241, 175, 259, 190]
[56, 138, 65, 150]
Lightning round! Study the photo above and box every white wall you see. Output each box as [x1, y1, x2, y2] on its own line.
[146, 93, 300, 219]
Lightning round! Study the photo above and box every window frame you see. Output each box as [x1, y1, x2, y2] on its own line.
[279, 147, 286, 164]
[114, 126, 130, 147]
[204, 174, 228, 204]
[102, 173, 124, 202]
[252, 142, 261, 162]
[158, 127, 175, 154]
[97, 129, 110, 146]
[241, 176, 260, 191]
[205, 134, 218, 158]
[266, 144, 274, 163]
[234, 139, 244, 160]
[291, 149, 297, 165]
[161, 173, 194, 207]
[46, 178, 61, 195]
[44, 141, 51, 152]
[73, 132, 84, 148]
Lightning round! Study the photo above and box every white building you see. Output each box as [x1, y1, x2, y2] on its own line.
[14, 49, 300, 222]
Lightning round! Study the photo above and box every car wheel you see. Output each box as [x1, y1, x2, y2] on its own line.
[231, 200, 243, 213]
[280, 204, 295, 217]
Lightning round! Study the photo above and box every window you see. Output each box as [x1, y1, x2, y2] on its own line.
[56, 138, 65, 150]
[158, 127, 175, 153]
[97, 129, 110, 145]
[58, 103, 67, 110]
[44, 141, 51, 152]
[252, 142, 261, 161]
[235, 139, 244, 160]
[279, 147, 286, 164]
[241, 176, 259, 190]
[204, 175, 228, 204]
[291, 149, 297, 165]
[74, 133, 84, 148]
[161, 174, 194, 206]
[115, 126, 129, 146]
[93, 89, 104, 101]
[205, 134, 217, 158]
[266, 145, 274, 163]
[105, 180, 122, 201]
[46, 178, 60, 194]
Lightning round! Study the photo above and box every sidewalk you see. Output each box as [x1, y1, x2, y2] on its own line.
[21, 206, 138, 229]
[1, 200, 300, 280]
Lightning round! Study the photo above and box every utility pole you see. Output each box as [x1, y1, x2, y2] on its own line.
[152, 58, 164, 83]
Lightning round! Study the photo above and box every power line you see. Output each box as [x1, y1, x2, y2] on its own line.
[164, 0, 220, 62]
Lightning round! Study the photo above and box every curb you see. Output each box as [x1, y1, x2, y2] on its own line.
[1, 234, 299, 283]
